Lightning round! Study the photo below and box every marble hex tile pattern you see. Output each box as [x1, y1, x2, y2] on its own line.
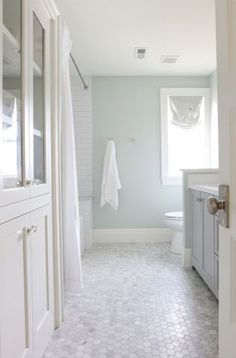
[44, 243, 218, 358]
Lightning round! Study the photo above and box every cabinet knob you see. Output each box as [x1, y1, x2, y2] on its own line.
[26, 179, 33, 186]
[32, 179, 42, 186]
[196, 197, 202, 202]
[207, 197, 225, 215]
[26, 179, 41, 186]
[27, 225, 39, 234]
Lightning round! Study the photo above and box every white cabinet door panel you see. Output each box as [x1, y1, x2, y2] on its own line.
[30, 205, 54, 358]
[0, 215, 33, 358]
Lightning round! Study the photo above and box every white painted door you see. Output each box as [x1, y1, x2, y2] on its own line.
[0, 215, 33, 358]
[216, 0, 236, 356]
[29, 205, 54, 358]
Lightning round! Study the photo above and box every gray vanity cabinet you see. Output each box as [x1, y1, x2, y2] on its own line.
[214, 218, 219, 296]
[202, 193, 215, 292]
[190, 189, 219, 298]
[191, 190, 203, 268]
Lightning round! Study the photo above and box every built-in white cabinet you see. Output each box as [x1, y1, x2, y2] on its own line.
[0, 215, 33, 358]
[0, 0, 51, 207]
[190, 189, 219, 298]
[0, 0, 55, 357]
[30, 206, 54, 358]
[0, 206, 54, 358]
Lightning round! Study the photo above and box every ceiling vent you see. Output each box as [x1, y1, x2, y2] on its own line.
[135, 47, 147, 60]
[160, 55, 179, 64]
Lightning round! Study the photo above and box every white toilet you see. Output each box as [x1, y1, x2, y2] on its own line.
[164, 211, 183, 254]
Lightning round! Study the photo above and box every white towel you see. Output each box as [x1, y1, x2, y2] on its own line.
[101, 140, 122, 210]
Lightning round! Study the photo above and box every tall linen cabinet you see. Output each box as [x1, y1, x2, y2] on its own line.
[0, 0, 57, 357]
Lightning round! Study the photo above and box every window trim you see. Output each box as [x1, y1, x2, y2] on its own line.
[160, 88, 211, 186]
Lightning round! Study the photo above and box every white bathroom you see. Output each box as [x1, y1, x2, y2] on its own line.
[55, 71, 220, 357]
[54, 2, 221, 354]
[2, 0, 236, 356]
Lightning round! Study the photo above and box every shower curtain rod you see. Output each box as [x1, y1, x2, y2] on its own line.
[70, 53, 88, 90]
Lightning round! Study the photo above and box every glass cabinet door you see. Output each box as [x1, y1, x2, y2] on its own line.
[33, 13, 45, 185]
[2, 0, 22, 189]
[30, 1, 50, 197]
[0, 0, 30, 206]
[0, 0, 51, 205]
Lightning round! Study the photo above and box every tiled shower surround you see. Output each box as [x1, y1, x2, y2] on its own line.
[71, 76, 92, 198]
[71, 76, 93, 250]
[44, 243, 218, 358]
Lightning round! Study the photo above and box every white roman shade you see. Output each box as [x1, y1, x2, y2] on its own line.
[169, 96, 203, 128]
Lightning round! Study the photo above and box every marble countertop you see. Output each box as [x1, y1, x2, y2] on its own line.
[188, 184, 219, 196]
[181, 168, 219, 173]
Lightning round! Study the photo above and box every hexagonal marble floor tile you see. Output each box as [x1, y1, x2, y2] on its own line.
[44, 243, 218, 358]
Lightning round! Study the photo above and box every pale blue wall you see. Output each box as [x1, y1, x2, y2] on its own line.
[93, 76, 210, 229]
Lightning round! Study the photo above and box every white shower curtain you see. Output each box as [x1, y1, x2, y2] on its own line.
[61, 26, 83, 292]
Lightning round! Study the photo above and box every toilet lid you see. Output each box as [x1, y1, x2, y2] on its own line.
[164, 211, 183, 220]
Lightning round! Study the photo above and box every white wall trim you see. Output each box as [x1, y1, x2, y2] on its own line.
[181, 248, 192, 268]
[51, 14, 64, 327]
[93, 228, 172, 244]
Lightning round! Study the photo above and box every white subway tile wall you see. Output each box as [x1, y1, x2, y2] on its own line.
[80, 199, 93, 249]
[71, 77, 92, 197]
[71, 76, 93, 249]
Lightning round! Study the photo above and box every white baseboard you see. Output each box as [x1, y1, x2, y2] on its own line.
[181, 248, 192, 268]
[93, 228, 172, 244]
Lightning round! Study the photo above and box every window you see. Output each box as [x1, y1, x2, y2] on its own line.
[161, 88, 210, 185]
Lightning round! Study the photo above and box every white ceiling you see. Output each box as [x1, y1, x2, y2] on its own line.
[55, 0, 216, 76]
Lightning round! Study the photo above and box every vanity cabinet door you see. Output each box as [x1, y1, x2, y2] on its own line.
[202, 192, 215, 290]
[214, 216, 219, 256]
[214, 255, 219, 298]
[214, 216, 219, 298]
[190, 189, 219, 298]
[191, 190, 203, 269]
